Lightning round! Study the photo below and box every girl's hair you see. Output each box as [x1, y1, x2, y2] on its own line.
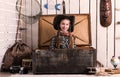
[53, 15, 75, 32]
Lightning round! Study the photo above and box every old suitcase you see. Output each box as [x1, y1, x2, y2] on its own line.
[32, 14, 96, 74]
[33, 47, 96, 74]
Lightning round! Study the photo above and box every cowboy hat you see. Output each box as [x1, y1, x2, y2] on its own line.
[53, 15, 75, 32]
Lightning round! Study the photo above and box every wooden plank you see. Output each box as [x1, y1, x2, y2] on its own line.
[0, 55, 4, 68]
[28, 0, 43, 49]
[105, 68, 120, 74]
[108, 26, 114, 68]
[0, 0, 18, 68]
[115, 0, 120, 58]
[0, 1, 6, 59]
[26, 24, 32, 48]
[42, 0, 47, 15]
[107, 0, 115, 68]
[80, 0, 89, 14]
[0, 25, 6, 33]
[0, 41, 7, 50]
[115, 25, 120, 57]
[31, 22, 38, 49]
[115, 0, 120, 11]
[64, 0, 70, 14]
[90, 0, 96, 48]
[47, 0, 56, 14]
[116, 40, 120, 59]
[69, 0, 79, 14]
[29, 0, 42, 49]
[97, 25, 107, 67]
[97, 0, 107, 67]
[56, 0, 63, 14]
[20, 21, 27, 43]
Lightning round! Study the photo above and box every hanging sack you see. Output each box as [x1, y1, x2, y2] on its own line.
[1, 42, 31, 71]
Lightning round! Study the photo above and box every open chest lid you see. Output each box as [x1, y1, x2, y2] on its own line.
[38, 14, 91, 48]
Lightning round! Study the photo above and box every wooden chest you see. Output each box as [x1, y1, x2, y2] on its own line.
[32, 47, 96, 74]
[33, 14, 97, 74]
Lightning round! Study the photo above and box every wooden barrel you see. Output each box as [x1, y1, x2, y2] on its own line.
[100, 0, 112, 27]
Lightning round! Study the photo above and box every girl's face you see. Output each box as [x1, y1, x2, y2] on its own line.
[60, 19, 70, 32]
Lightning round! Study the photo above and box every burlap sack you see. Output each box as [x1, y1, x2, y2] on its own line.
[1, 42, 32, 71]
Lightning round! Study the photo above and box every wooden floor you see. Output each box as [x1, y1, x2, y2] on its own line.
[1, 72, 120, 77]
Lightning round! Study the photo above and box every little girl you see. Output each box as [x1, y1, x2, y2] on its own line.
[49, 15, 76, 49]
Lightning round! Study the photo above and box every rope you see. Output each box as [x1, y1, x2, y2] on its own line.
[31, 0, 33, 49]
[15, 0, 22, 42]
[62, 0, 65, 14]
